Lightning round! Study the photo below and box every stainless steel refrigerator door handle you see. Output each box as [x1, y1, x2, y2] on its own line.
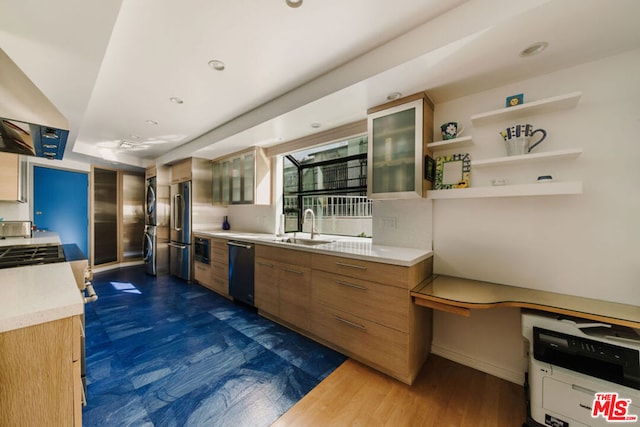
[227, 242, 252, 249]
[174, 194, 183, 231]
[168, 242, 187, 249]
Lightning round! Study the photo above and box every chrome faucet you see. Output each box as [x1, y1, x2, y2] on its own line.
[302, 208, 319, 239]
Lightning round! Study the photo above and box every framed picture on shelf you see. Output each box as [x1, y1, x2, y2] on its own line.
[506, 93, 524, 107]
[435, 153, 470, 190]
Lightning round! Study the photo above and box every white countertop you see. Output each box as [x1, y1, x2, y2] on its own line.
[0, 262, 84, 333]
[0, 231, 61, 247]
[193, 230, 433, 267]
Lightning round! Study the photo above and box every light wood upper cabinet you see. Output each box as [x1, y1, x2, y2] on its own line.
[0, 152, 26, 202]
[170, 158, 193, 184]
[367, 92, 434, 199]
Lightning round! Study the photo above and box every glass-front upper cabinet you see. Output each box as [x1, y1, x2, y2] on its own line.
[367, 95, 432, 199]
[212, 148, 269, 205]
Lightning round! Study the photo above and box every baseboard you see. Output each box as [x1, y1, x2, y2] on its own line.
[92, 260, 144, 273]
[431, 344, 524, 385]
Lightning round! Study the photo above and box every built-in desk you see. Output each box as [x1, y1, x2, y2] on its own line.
[411, 275, 640, 329]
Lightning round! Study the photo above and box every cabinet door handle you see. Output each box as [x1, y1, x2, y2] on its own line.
[334, 316, 366, 330]
[335, 280, 367, 291]
[335, 262, 367, 270]
[257, 261, 274, 268]
[284, 268, 303, 275]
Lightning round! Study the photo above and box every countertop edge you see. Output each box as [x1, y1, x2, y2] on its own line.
[193, 230, 433, 267]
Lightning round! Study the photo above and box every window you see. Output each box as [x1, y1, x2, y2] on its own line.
[283, 136, 372, 237]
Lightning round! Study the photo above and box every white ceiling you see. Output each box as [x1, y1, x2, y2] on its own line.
[1, 0, 640, 170]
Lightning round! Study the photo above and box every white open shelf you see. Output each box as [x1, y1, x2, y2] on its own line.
[428, 181, 583, 199]
[471, 148, 583, 168]
[427, 135, 473, 151]
[470, 92, 582, 126]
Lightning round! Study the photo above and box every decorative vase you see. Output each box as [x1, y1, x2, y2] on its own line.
[222, 216, 230, 230]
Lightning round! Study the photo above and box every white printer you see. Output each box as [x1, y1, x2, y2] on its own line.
[522, 310, 640, 427]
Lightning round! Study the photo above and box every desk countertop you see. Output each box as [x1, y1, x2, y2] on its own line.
[411, 275, 640, 329]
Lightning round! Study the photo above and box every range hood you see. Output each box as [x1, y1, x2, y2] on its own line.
[0, 49, 69, 160]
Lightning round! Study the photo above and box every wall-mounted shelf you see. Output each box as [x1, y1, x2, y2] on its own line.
[428, 181, 583, 199]
[427, 136, 473, 151]
[471, 148, 583, 168]
[470, 92, 582, 126]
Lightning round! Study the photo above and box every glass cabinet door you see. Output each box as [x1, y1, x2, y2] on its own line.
[243, 152, 254, 203]
[367, 98, 423, 199]
[212, 162, 221, 204]
[221, 160, 231, 203]
[231, 157, 242, 203]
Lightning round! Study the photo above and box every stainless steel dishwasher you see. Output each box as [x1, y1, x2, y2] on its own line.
[227, 241, 255, 306]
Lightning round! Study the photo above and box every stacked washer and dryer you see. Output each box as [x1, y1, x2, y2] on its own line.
[144, 167, 170, 275]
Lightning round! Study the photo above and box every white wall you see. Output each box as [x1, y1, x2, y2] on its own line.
[429, 49, 640, 384]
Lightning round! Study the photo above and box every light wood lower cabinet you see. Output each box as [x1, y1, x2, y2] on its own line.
[253, 243, 433, 385]
[254, 245, 311, 330]
[0, 315, 83, 426]
[193, 236, 229, 297]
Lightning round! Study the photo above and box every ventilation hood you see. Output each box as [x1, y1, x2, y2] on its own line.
[0, 49, 69, 160]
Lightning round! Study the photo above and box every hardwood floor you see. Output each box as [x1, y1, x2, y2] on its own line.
[273, 355, 526, 427]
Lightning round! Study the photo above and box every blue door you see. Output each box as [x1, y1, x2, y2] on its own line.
[33, 166, 89, 257]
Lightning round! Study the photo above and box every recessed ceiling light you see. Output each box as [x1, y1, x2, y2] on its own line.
[387, 92, 402, 101]
[519, 42, 549, 57]
[129, 134, 141, 140]
[208, 59, 225, 71]
[145, 119, 159, 125]
[311, 122, 321, 128]
[286, 0, 303, 8]
[169, 97, 184, 104]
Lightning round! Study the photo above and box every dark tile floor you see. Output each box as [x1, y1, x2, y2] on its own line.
[83, 266, 346, 426]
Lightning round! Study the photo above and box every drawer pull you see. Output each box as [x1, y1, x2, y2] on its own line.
[284, 268, 303, 275]
[335, 262, 367, 270]
[335, 280, 367, 291]
[257, 261, 274, 267]
[335, 316, 366, 330]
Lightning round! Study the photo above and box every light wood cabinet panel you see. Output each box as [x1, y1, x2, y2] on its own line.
[255, 258, 279, 315]
[194, 261, 213, 285]
[0, 152, 26, 202]
[0, 316, 82, 426]
[311, 303, 408, 379]
[312, 253, 411, 289]
[278, 264, 312, 330]
[312, 269, 408, 332]
[170, 158, 192, 183]
[211, 238, 228, 264]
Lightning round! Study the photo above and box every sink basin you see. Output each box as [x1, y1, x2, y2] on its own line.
[279, 237, 333, 246]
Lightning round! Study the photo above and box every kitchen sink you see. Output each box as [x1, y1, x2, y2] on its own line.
[278, 237, 333, 246]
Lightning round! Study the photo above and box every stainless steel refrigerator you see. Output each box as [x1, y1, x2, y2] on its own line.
[168, 158, 220, 281]
[169, 181, 192, 280]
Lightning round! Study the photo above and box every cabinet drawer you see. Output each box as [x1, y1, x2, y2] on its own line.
[312, 253, 410, 288]
[312, 270, 408, 332]
[255, 258, 278, 314]
[210, 260, 228, 280]
[256, 244, 311, 266]
[311, 304, 408, 377]
[212, 239, 228, 264]
[193, 261, 213, 286]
